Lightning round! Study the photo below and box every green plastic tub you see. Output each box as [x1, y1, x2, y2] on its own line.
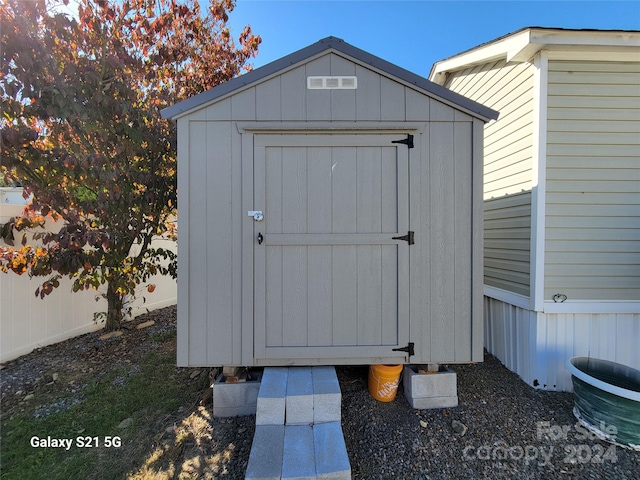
[567, 357, 640, 451]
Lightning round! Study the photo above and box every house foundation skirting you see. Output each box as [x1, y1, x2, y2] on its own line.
[483, 295, 640, 392]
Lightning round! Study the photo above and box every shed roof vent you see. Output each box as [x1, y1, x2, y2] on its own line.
[307, 76, 358, 89]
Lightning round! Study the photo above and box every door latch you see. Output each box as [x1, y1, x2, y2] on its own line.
[257, 232, 263, 245]
[248, 210, 264, 221]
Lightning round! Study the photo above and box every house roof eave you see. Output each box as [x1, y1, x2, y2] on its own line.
[429, 27, 640, 84]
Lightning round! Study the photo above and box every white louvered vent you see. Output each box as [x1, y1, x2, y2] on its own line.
[307, 76, 358, 90]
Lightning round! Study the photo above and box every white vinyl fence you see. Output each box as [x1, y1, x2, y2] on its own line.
[0, 189, 177, 363]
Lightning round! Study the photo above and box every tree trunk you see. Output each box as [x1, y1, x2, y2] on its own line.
[105, 282, 124, 332]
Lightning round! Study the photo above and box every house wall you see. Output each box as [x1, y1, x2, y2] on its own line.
[484, 192, 531, 296]
[484, 296, 640, 391]
[0, 202, 177, 363]
[444, 60, 535, 297]
[179, 51, 484, 366]
[545, 60, 640, 301]
[445, 59, 535, 199]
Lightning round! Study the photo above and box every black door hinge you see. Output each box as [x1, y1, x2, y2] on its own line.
[392, 231, 414, 245]
[393, 342, 415, 357]
[391, 134, 414, 149]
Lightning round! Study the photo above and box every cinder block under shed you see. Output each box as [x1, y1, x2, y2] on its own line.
[212, 370, 262, 418]
[403, 365, 458, 409]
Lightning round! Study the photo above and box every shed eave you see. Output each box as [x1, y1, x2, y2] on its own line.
[162, 36, 498, 122]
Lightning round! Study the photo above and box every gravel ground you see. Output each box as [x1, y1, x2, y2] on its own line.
[2, 307, 638, 479]
[338, 360, 639, 479]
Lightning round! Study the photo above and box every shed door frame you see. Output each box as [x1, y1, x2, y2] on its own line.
[245, 129, 415, 364]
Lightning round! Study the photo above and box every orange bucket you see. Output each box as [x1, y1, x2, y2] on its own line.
[368, 364, 403, 402]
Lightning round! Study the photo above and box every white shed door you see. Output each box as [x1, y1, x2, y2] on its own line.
[253, 134, 410, 361]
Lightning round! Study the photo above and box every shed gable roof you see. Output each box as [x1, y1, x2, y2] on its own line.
[161, 36, 498, 121]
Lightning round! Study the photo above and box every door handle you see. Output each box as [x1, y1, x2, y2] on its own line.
[257, 232, 263, 245]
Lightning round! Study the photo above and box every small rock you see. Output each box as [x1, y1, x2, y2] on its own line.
[118, 417, 134, 429]
[419, 420, 427, 428]
[190, 370, 202, 379]
[24, 394, 35, 401]
[15, 390, 23, 396]
[52, 373, 59, 382]
[451, 420, 467, 436]
[165, 425, 175, 434]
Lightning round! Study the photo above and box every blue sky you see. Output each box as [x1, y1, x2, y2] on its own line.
[228, 0, 640, 78]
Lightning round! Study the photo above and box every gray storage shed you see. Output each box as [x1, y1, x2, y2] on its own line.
[162, 37, 498, 367]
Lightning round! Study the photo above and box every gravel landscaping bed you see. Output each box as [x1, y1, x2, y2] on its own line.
[338, 359, 639, 479]
[1, 306, 637, 479]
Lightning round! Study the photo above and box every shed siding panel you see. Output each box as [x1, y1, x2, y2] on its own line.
[546, 60, 640, 301]
[231, 87, 256, 120]
[405, 87, 430, 121]
[453, 122, 473, 361]
[445, 61, 535, 199]
[484, 192, 532, 297]
[256, 76, 281, 120]
[280, 66, 307, 120]
[205, 122, 235, 363]
[428, 122, 456, 361]
[412, 121, 480, 362]
[304, 55, 332, 121]
[330, 54, 357, 120]
[380, 76, 406, 121]
[176, 117, 190, 366]
[188, 122, 210, 364]
[205, 97, 231, 120]
[430, 99, 455, 121]
[355, 64, 381, 120]
[410, 126, 428, 361]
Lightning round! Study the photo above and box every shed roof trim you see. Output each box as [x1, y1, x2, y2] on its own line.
[161, 36, 498, 121]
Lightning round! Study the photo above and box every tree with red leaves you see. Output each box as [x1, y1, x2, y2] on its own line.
[0, 0, 260, 331]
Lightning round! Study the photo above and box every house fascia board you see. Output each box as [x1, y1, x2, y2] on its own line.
[429, 28, 640, 83]
[429, 30, 531, 83]
[162, 36, 498, 122]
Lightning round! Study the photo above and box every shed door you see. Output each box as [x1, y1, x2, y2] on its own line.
[253, 134, 410, 361]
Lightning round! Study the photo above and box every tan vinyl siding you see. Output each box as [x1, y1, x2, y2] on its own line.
[446, 60, 535, 199]
[484, 192, 532, 296]
[546, 60, 640, 301]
